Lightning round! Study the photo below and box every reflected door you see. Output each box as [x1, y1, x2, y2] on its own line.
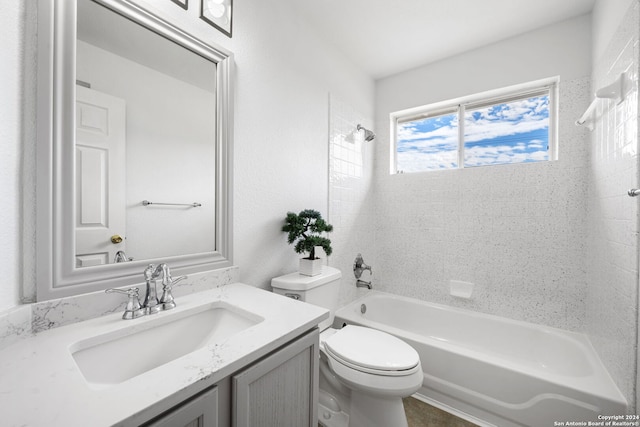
[75, 85, 126, 267]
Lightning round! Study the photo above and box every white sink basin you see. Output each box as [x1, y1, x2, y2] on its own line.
[70, 302, 263, 388]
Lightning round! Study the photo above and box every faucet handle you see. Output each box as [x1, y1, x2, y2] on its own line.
[353, 253, 372, 278]
[159, 275, 188, 311]
[105, 287, 146, 320]
[164, 275, 187, 290]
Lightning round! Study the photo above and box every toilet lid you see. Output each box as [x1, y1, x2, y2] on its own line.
[324, 325, 419, 373]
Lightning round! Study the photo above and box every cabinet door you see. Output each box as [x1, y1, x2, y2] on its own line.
[145, 386, 218, 427]
[233, 328, 319, 427]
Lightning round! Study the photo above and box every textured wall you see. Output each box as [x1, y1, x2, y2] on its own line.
[0, 2, 26, 311]
[370, 16, 592, 331]
[592, 0, 637, 67]
[586, 0, 639, 410]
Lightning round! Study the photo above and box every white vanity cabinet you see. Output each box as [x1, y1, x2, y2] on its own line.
[136, 328, 319, 427]
[0, 283, 329, 426]
[233, 328, 319, 427]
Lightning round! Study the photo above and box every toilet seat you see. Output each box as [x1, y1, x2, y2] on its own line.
[321, 326, 423, 397]
[323, 325, 420, 376]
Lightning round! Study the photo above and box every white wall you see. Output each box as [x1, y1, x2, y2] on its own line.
[371, 15, 592, 330]
[2, 0, 374, 310]
[587, 0, 639, 411]
[592, 0, 637, 66]
[0, 2, 26, 311]
[377, 15, 591, 114]
[227, 3, 374, 287]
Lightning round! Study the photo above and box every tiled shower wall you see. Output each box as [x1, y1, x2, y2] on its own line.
[367, 76, 591, 332]
[328, 95, 375, 307]
[586, 0, 639, 410]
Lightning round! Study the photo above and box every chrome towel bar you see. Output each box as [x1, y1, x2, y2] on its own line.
[142, 200, 202, 207]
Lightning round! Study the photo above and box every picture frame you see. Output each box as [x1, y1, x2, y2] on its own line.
[171, 0, 188, 10]
[200, 0, 233, 37]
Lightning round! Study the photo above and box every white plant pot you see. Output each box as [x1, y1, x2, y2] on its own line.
[299, 258, 323, 276]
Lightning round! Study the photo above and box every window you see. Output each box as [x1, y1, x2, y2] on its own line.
[392, 79, 558, 173]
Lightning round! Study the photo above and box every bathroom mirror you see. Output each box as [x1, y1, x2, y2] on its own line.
[36, 0, 233, 300]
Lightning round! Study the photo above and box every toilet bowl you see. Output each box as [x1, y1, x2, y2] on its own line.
[318, 325, 422, 427]
[271, 267, 423, 427]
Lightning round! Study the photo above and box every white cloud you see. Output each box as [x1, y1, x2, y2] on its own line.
[397, 150, 457, 172]
[464, 144, 547, 167]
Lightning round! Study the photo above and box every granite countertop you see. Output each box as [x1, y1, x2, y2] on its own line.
[0, 283, 328, 426]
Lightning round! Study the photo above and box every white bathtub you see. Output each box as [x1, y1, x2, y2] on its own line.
[333, 291, 627, 427]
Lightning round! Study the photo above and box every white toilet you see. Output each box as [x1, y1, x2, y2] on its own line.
[271, 266, 423, 427]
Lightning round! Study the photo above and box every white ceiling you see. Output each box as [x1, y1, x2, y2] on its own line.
[289, 0, 596, 80]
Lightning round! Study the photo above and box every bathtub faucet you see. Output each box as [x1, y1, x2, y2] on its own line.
[356, 279, 372, 289]
[354, 253, 372, 289]
[353, 253, 372, 278]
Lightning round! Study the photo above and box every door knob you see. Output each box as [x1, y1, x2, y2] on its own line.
[111, 234, 123, 244]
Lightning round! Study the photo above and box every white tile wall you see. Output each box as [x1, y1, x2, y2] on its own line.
[328, 95, 375, 307]
[586, 0, 639, 409]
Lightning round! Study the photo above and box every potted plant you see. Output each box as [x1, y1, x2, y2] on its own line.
[282, 209, 333, 276]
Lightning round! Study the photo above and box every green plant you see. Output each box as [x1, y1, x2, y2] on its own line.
[282, 209, 333, 260]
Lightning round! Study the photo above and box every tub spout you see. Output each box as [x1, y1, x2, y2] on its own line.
[356, 279, 372, 289]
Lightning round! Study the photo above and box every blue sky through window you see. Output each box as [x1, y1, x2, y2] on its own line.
[397, 94, 549, 172]
[397, 112, 459, 172]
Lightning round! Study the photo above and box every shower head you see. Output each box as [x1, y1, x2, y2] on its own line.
[357, 124, 376, 142]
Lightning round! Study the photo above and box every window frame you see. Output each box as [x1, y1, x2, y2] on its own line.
[390, 77, 559, 174]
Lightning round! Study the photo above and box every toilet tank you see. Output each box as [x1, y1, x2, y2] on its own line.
[271, 266, 342, 330]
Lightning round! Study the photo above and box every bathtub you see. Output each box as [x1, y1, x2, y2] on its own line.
[333, 291, 627, 427]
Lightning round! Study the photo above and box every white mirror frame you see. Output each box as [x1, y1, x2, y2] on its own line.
[36, 0, 234, 300]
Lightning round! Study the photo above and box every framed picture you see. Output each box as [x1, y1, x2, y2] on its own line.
[171, 0, 188, 10]
[200, 0, 233, 37]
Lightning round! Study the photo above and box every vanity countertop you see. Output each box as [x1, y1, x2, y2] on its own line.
[0, 283, 328, 427]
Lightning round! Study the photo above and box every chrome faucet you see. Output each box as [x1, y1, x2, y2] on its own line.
[353, 253, 372, 278]
[353, 253, 372, 289]
[113, 250, 132, 263]
[144, 263, 187, 313]
[106, 264, 188, 319]
[143, 264, 163, 314]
